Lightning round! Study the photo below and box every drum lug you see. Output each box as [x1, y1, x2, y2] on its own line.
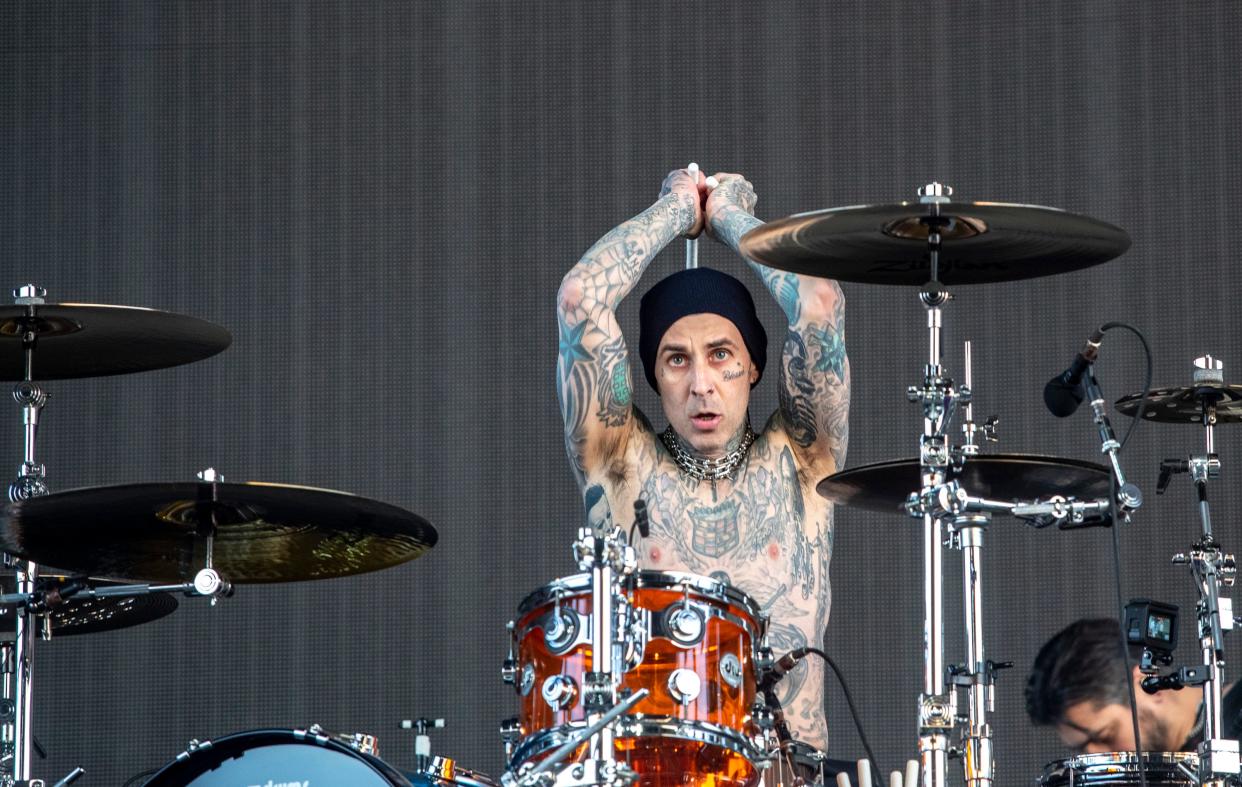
[667, 668, 702, 704]
[541, 675, 579, 711]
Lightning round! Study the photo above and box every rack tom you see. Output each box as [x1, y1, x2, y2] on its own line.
[504, 571, 765, 787]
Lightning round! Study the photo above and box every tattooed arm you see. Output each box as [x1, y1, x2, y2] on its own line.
[705, 174, 850, 474]
[556, 169, 703, 484]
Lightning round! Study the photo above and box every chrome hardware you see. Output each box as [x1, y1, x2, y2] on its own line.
[541, 675, 578, 711]
[719, 653, 743, 688]
[667, 668, 701, 704]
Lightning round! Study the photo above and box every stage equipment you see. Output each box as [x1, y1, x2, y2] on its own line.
[746, 185, 1132, 787]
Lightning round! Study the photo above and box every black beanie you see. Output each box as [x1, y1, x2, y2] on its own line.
[638, 267, 768, 393]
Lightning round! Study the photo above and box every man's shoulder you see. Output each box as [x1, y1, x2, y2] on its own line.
[753, 409, 837, 488]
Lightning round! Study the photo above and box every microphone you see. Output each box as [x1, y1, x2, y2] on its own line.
[764, 647, 812, 685]
[1043, 327, 1105, 418]
[633, 499, 650, 539]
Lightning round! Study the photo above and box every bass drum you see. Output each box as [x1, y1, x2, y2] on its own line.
[1038, 752, 1198, 785]
[143, 727, 412, 786]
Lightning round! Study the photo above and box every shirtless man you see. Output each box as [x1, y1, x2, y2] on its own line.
[555, 168, 849, 749]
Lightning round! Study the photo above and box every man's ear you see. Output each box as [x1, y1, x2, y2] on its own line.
[749, 363, 759, 384]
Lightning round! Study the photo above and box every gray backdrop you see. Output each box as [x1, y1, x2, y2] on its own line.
[2, 1, 1241, 784]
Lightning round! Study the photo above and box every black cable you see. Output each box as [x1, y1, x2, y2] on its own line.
[121, 767, 159, 787]
[804, 647, 885, 785]
[1099, 321, 1154, 449]
[1095, 321, 1153, 787]
[1111, 476, 1148, 787]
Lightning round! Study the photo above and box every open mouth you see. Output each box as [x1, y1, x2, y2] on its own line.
[690, 412, 722, 430]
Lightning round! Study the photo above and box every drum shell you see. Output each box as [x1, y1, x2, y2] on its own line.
[510, 571, 764, 787]
[143, 727, 412, 786]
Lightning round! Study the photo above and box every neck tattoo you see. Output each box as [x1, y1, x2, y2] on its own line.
[660, 421, 756, 487]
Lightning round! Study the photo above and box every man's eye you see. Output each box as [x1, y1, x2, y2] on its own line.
[712, 349, 730, 361]
[668, 355, 685, 366]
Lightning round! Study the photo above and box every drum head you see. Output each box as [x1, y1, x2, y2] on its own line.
[143, 728, 412, 786]
[1039, 751, 1197, 785]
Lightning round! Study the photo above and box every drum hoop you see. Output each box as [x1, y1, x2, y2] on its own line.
[515, 594, 761, 652]
[516, 571, 762, 622]
[1039, 751, 1198, 784]
[143, 727, 409, 786]
[509, 716, 766, 768]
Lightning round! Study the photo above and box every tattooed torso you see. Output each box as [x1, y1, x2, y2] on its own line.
[590, 414, 835, 749]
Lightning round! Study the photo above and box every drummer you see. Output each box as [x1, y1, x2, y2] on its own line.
[556, 168, 849, 750]
[1026, 617, 1242, 753]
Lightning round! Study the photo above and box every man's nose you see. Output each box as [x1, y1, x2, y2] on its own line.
[689, 364, 715, 395]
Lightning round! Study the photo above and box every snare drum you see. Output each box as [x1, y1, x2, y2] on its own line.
[506, 571, 765, 787]
[143, 727, 412, 786]
[1038, 752, 1198, 785]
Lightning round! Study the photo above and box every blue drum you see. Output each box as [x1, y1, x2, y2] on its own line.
[143, 727, 412, 786]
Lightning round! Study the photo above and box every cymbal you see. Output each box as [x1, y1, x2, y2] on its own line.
[0, 482, 437, 583]
[1115, 384, 1242, 424]
[817, 454, 1112, 514]
[740, 202, 1131, 285]
[0, 576, 178, 637]
[0, 303, 231, 380]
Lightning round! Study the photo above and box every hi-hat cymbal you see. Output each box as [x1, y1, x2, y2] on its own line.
[1115, 384, 1242, 424]
[817, 454, 1112, 514]
[0, 482, 436, 583]
[740, 202, 1131, 285]
[0, 576, 178, 637]
[0, 302, 231, 380]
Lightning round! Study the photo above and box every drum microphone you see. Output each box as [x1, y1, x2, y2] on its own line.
[1043, 327, 1105, 417]
[764, 647, 812, 685]
[633, 499, 650, 539]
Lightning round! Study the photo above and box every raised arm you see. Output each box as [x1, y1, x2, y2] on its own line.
[556, 169, 703, 484]
[705, 174, 850, 474]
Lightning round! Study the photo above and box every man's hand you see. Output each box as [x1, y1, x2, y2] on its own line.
[659, 168, 706, 238]
[705, 172, 757, 241]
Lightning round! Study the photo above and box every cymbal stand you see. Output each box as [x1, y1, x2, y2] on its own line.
[4, 285, 52, 787]
[1151, 356, 1240, 786]
[903, 182, 959, 787]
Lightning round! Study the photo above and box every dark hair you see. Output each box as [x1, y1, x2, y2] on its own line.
[1025, 618, 1143, 725]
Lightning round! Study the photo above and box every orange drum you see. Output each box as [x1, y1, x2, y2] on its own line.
[505, 571, 765, 787]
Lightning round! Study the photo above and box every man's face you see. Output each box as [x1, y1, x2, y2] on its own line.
[655, 313, 758, 458]
[1055, 695, 1177, 754]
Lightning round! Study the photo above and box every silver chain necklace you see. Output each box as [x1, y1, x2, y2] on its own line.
[660, 422, 756, 483]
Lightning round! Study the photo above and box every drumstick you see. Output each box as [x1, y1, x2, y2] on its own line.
[685, 163, 699, 269]
[904, 760, 919, 787]
[857, 759, 873, 787]
[836, 772, 852, 787]
[889, 771, 903, 787]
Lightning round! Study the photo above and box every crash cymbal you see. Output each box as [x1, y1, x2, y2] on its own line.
[1115, 384, 1242, 424]
[0, 576, 178, 637]
[0, 302, 231, 380]
[817, 454, 1112, 514]
[740, 201, 1130, 285]
[0, 482, 436, 583]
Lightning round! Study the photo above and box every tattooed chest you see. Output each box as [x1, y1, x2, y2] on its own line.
[635, 454, 829, 603]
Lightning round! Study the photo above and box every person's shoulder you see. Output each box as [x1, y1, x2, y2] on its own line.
[754, 409, 837, 487]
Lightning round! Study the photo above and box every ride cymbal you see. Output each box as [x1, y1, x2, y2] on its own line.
[0, 482, 436, 583]
[740, 201, 1130, 285]
[0, 302, 231, 380]
[817, 454, 1112, 514]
